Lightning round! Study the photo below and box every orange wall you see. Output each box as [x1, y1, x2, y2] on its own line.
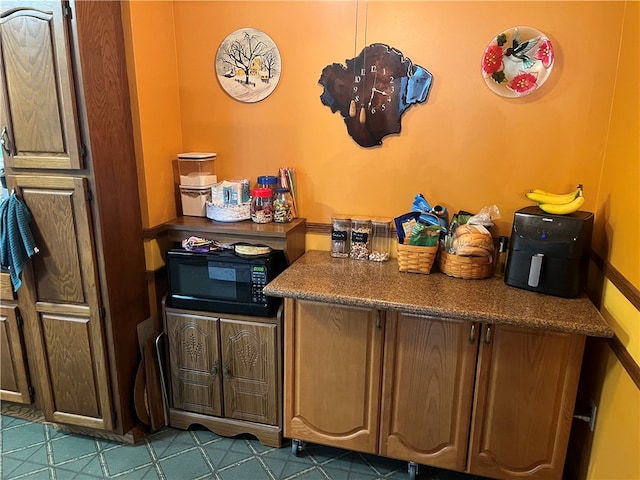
[124, 2, 639, 478]
[124, 1, 183, 227]
[592, 0, 640, 287]
[584, 3, 639, 478]
[149, 1, 622, 240]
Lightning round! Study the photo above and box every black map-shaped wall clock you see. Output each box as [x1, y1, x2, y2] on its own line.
[319, 43, 433, 148]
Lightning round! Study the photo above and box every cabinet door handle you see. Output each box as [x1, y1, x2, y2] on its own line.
[485, 325, 492, 344]
[376, 310, 382, 329]
[1, 126, 12, 156]
[211, 361, 218, 377]
[469, 323, 476, 343]
[223, 364, 232, 380]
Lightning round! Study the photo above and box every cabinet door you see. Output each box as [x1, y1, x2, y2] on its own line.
[221, 319, 278, 425]
[0, 1, 83, 169]
[0, 304, 32, 404]
[166, 310, 223, 417]
[468, 325, 585, 480]
[284, 299, 384, 454]
[379, 313, 478, 471]
[7, 175, 113, 430]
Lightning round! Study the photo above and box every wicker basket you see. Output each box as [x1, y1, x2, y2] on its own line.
[206, 201, 251, 222]
[439, 249, 493, 279]
[397, 243, 438, 274]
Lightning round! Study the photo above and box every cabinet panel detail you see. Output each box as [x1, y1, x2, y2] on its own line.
[167, 312, 222, 417]
[285, 299, 383, 454]
[221, 320, 277, 425]
[468, 326, 585, 480]
[1, 305, 32, 404]
[41, 313, 99, 418]
[0, 2, 82, 169]
[380, 314, 477, 471]
[21, 183, 86, 304]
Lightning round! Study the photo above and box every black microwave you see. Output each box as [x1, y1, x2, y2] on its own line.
[166, 248, 286, 317]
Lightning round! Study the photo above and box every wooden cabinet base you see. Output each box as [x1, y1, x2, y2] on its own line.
[169, 408, 282, 448]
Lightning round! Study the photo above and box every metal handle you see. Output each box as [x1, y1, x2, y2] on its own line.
[376, 310, 382, 329]
[223, 364, 231, 380]
[469, 324, 476, 343]
[211, 361, 218, 377]
[485, 325, 492, 344]
[1, 126, 12, 156]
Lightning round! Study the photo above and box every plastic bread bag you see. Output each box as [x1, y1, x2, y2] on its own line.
[450, 206, 501, 258]
[467, 204, 501, 228]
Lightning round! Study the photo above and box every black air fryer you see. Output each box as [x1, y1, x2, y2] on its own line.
[504, 206, 594, 298]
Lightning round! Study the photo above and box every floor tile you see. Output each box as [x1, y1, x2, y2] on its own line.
[100, 443, 154, 476]
[216, 456, 272, 479]
[2, 443, 50, 465]
[158, 447, 212, 478]
[0, 415, 486, 480]
[50, 434, 99, 464]
[2, 421, 47, 451]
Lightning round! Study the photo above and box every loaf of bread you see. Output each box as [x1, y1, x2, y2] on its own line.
[452, 224, 494, 256]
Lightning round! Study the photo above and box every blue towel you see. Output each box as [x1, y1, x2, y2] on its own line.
[0, 193, 39, 291]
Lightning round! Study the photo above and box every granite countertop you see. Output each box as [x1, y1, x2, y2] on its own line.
[264, 250, 613, 337]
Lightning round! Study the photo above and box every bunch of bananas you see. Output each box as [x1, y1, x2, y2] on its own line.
[525, 184, 584, 214]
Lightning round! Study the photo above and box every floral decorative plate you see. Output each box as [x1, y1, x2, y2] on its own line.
[481, 26, 554, 98]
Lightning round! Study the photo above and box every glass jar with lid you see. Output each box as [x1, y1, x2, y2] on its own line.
[250, 188, 273, 223]
[273, 187, 293, 223]
[369, 217, 391, 261]
[256, 175, 278, 197]
[350, 216, 371, 260]
[331, 214, 351, 258]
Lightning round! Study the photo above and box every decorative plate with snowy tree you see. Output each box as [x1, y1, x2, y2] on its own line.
[215, 28, 281, 103]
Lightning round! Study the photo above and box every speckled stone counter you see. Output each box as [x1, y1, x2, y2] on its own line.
[264, 250, 613, 337]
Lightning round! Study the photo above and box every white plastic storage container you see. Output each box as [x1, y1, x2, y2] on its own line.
[180, 184, 213, 216]
[178, 152, 217, 186]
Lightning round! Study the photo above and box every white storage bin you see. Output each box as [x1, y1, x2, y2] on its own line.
[180, 184, 213, 217]
[178, 152, 217, 186]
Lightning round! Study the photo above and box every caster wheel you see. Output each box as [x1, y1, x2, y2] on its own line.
[291, 439, 302, 456]
[408, 461, 418, 480]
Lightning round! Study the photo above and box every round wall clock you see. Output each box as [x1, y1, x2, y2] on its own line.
[318, 43, 433, 148]
[215, 28, 281, 103]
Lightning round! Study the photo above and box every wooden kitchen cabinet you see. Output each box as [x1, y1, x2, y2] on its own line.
[283, 299, 585, 480]
[1, 1, 148, 439]
[468, 324, 585, 480]
[284, 299, 385, 455]
[1, 272, 32, 405]
[0, 1, 83, 170]
[6, 175, 114, 430]
[164, 304, 283, 447]
[379, 312, 478, 472]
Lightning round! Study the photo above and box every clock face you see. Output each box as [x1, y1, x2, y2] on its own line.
[319, 43, 433, 147]
[215, 28, 281, 103]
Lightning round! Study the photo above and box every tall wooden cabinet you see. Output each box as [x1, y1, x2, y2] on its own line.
[0, 1, 148, 438]
[284, 299, 585, 480]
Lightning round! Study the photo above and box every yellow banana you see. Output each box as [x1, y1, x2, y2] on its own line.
[538, 191, 585, 215]
[525, 184, 583, 205]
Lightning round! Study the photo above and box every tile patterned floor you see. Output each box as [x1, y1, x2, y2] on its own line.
[1, 415, 486, 480]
